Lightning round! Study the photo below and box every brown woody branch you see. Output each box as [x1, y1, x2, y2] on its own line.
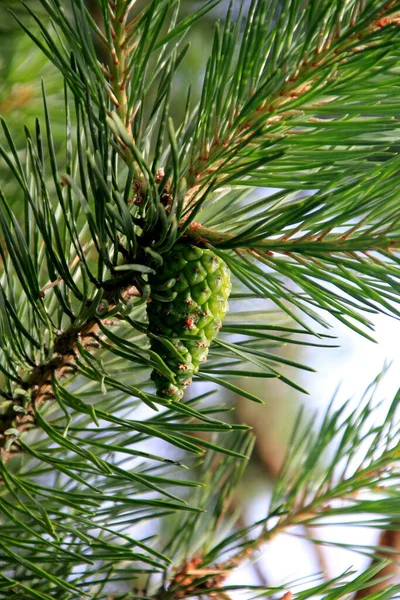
[186, 224, 400, 255]
[354, 528, 400, 599]
[0, 281, 140, 462]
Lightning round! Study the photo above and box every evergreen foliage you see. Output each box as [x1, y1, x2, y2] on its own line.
[0, 0, 399, 598]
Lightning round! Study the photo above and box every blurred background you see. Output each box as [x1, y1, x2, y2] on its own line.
[1, 0, 400, 595]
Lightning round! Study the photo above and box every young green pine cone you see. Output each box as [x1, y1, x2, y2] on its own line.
[147, 243, 231, 401]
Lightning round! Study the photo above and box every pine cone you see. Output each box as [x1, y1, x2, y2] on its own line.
[147, 244, 231, 401]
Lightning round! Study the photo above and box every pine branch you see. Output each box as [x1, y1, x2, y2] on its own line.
[0, 278, 139, 460]
[153, 376, 400, 597]
[184, 147, 400, 334]
[166, 1, 400, 334]
[0, 79, 333, 457]
[2, 1, 400, 597]
[16, 0, 400, 334]
[182, 0, 400, 195]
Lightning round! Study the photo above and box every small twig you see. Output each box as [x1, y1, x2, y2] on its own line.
[237, 514, 270, 586]
[304, 526, 331, 580]
[250, 555, 270, 586]
[108, 0, 133, 128]
[40, 244, 91, 293]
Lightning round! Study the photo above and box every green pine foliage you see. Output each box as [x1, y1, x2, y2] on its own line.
[0, 0, 399, 598]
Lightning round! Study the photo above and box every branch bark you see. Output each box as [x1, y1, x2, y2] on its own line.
[0, 280, 140, 461]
